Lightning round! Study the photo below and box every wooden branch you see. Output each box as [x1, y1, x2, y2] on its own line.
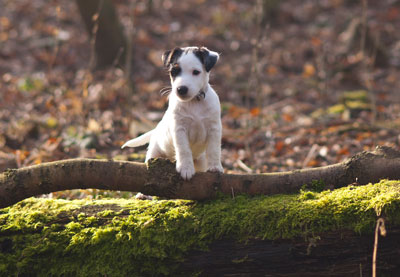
[1, 146, 400, 208]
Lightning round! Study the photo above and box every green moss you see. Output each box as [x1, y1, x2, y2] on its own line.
[112, 153, 146, 162]
[299, 191, 317, 200]
[301, 179, 326, 192]
[342, 90, 369, 101]
[327, 103, 346, 114]
[1, 180, 400, 276]
[3, 169, 17, 179]
[312, 90, 372, 118]
[96, 209, 117, 217]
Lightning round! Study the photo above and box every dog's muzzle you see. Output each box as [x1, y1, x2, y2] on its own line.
[177, 86, 188, 97]
[176, 86, 206, 101]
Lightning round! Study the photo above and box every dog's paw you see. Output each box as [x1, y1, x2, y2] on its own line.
[207, 163, 223, 173]
[177, 164, 195, 180]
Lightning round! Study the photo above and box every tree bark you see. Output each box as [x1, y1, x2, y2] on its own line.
[179, 229, 400, 276]
[1, 146, 400, 208]
[76, 0, 127, 68]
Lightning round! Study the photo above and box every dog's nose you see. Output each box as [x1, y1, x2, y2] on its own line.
[177, 86, 188, 96]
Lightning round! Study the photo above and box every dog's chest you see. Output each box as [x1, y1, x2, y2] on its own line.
[186, 116, 210, 157]
[188, 117, 207, 144]
[177, 104, 216, 151]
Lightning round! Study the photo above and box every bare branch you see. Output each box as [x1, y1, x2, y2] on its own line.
[1, 146, 400, 208]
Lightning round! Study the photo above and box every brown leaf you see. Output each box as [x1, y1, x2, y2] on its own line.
[275, 140, 285, 152]
[250, 107, 260, 117]
[311, 37, 322, 47]
[302, 63, 316, 78]
[337, 147, 350, 156]
[228, 105, 247, 119]
[267, 65, 278, 76]
[282, 113, 293, 122]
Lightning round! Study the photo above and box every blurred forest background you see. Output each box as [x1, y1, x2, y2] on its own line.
[1, 0, 400, 199]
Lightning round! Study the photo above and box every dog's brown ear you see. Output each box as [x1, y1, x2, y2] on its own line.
[194, 47, 220, 72]
[162, 47, 183, 68]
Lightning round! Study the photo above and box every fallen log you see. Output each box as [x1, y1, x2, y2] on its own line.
[1, 146, 400, 208]
[1, 181, 400, 276]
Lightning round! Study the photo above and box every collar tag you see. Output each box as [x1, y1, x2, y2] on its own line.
[196, 91, 206, 101]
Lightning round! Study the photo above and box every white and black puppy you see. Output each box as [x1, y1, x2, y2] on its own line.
[122, 46, 223, 180]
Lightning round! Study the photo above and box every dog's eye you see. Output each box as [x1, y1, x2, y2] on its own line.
[192, 70, 201, 76]
[170, 67, 181, 77]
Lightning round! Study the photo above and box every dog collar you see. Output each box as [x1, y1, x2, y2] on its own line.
[196, 90, 206, 101]
[195, 86, 207, 101]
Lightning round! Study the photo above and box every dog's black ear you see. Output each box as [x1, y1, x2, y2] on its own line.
[162, 50, 171, 67]
[194, 47, 220, 72]
[162, 47, 183, 68]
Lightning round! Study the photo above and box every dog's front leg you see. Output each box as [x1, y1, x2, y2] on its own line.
[173, 127, 195, 180]
[206, 125, 223, 173]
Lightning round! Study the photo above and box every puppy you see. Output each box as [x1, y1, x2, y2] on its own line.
[122, 46, 223, 180]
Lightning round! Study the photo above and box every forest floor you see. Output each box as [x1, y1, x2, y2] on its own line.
[1, 0, 400, 198]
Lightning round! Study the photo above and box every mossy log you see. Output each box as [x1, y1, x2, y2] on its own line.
[1, 181, 400, 276]
[1, 146, 400, 209]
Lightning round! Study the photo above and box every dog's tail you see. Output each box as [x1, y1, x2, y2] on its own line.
[121, 130, 153, 149]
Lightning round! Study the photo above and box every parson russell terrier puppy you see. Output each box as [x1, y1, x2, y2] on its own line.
[122, 46, 223, 180]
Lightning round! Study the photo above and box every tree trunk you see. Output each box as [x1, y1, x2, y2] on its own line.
[1, 182, 400, 276]
[179, 230, 400, 276]
[76, 0, 127, 68]
[1, 146, 400, 208]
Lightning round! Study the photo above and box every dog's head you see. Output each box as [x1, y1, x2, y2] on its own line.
[162, 47, 219, 102]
